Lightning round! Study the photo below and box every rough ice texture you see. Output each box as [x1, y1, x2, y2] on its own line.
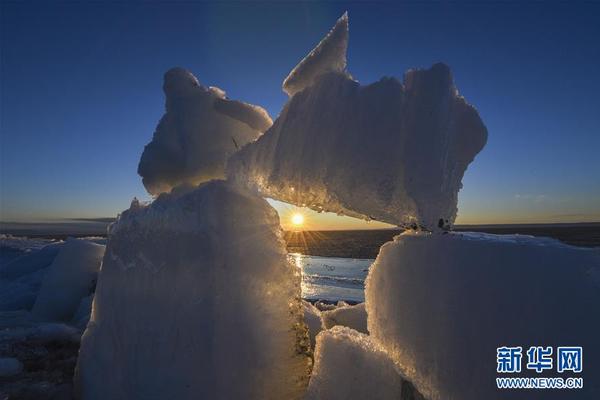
[321, 302, 367, 334]
[302, 300, 323, 349]
[305, 326, 424, 400]
[32, 238, 103, 322]
[75, 180, 310, 400]
[282, 12, 348, 96]
[138, 68, 272, 195]
[366, 231, 600, 400]
[229, 16, 487, 230]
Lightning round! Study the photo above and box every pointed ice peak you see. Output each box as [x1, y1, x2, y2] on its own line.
[282, 12, 349, 96]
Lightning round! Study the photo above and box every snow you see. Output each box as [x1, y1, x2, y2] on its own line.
[0, 357, 23, 377]
[228, 16, 487, 231]
[282, 12, 349, 96]
[321, 302, 367, 334]
[32, 238, 104, 322]
[138, 67, 272, 195]
[305, 326, 418, 400]
[366, 231, 600, 400]
[303, 300, 323, 349]
[75, 180, 311, 400]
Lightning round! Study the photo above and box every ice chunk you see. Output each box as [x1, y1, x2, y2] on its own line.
[282, 12, 349, 96]
[303, 300, 324, 349]
[138, 67, 272, 195]
[0, 242, 62, 280]
[229, 19, 487, 230]
[0, 357, 23, 377]
[32, 238, 104, 322]
[321, 302, 367, 334]
[305, 326, 423, 400]
[75, 180, 310, 400]
[366, 231, 600, 400]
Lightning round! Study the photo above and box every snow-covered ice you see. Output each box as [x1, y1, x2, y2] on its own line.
[321, 302, 367, 334]
[305, 326, 423, 400]
[138, 67, 272, 195]
[32, 238, 104, 322]
[75, 180, 310, 400]
[228, 14, 487, 231]
[366, 231, 600, 399]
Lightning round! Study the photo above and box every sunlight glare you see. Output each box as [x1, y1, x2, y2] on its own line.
[291, 213, 304, 227]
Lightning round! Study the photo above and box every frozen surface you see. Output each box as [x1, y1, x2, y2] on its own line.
[0, 269, 46, 311]
[32, 238, 104, 322]
[366, 231, 600, 400]
[138, 68, 272, 195]
[292, 253, 371, 303]
[282, 12, 348, 96]
[305, 326, 421, 400]
[321, 302, 367, 334]
[228, 15, 487, 231]
[302, 300, 323, 349]
[75, 180, 310, 400]
[1, 242, 62, 280]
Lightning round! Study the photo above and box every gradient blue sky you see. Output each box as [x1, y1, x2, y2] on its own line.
[1, 1, 599, 228]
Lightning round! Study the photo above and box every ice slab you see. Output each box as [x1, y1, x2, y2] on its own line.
[366, 231, 600, 399]
[305, 326, 422, 400]
[282, 12, 349, 96]
[229, 15, 487, 231]
[32, 238, 103, 322]
[75, 180, 310, 400]
[321, 302, 367, 334]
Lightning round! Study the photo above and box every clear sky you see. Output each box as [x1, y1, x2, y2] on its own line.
[1, 1, 599, 230]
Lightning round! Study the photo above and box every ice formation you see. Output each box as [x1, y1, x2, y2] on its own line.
[321, 302, 367, 334]
[228, 15, 487, 231]
[305, 326, 423, 400]
[75, 180, 311, 400]
[282, 12, 349, 96]
[138, 68, 272, 195]
[32, 238, 103, 322]
[366, 231, 600, 399]
[302, 300, 324, 349]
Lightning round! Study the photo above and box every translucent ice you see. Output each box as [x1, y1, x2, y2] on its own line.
[75, 181, 310, 400]
[228, 16, 487, 230]
[305, 326, 423, 400]
[138, 68, 272, 195]
[366, 231, 600, 399]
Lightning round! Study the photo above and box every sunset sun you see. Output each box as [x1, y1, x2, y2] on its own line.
[291, 213, 304, 227]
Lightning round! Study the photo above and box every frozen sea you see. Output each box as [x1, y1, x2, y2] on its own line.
[291, 253, 372, 303]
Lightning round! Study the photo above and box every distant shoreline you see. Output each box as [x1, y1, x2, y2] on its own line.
[3, 221, 598, 259]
